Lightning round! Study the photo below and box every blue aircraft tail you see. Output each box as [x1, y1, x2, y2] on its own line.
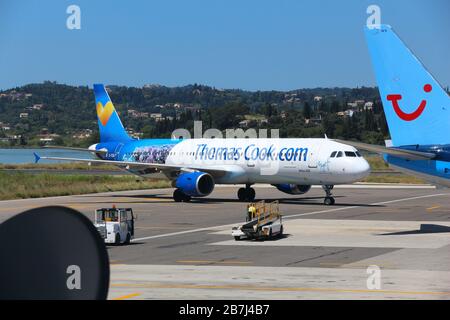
[365, 25, 450, 147]
[93, 84, 132, 143]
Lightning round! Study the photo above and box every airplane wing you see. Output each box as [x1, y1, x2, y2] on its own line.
[334, 139, 436, 160]
[42, 145, 108, 155]
[33, 153, 229, 177]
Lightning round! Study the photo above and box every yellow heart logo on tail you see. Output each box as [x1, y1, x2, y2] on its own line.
[96, 101, 114, 126]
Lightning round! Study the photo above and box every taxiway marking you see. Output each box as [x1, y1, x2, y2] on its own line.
[112, 292, 142, 300]
[176, 260, 253, 265]
[110, 283, 450, 296]
[133, 193, 450, 242]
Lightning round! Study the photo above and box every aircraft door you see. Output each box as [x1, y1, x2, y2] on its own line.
[126, 209, 134, 236]
[119, 210, 128, 234]
[307, 144, 321, 169]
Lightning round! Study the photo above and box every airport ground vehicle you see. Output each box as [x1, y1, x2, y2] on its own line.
[94, 207, 135, 245]
[232, 201, 283, 241]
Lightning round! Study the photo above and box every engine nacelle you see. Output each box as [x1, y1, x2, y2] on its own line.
[273, 184, 311, 195]
[175, 172, 215, 197]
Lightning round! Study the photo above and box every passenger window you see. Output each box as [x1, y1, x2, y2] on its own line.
[330, 151, 337, 158]
[336, 151, 343, 158]
[345, 151, 356, 157]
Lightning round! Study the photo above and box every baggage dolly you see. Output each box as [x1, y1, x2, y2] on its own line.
[232, 200, 283, 241]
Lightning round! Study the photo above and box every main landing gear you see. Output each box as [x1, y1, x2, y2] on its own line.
[322, 185, 335, 205]
[173, 188, 191, 202]
[237, 184, 256, 202]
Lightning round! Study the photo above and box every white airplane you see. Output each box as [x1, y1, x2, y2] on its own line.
[35, 84, 370, 204]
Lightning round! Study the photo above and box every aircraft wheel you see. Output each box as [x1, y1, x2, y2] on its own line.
[247, 188, 256, 201]
[237, 188, 247, 201]
[173, 189, 185, 202]
[324, 197, 335, 205]
[238, 187, 256, 202]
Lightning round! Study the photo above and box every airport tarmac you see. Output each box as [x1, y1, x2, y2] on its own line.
[1, 184, 450, 300]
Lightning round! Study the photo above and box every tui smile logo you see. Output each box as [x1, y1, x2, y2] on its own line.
[387, 84, 432, 121]
[96, 101, 114, 126]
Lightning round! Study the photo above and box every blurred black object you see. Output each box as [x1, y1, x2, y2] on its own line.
[0, 206, 109, 300]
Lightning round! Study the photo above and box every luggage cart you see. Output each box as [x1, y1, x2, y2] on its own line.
[231, 200, 283, 241]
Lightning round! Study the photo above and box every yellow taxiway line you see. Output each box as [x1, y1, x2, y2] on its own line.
[112, 292, 142, 300]
[426, 205, 441, 212]
[110, 283, 450, 296]
[176, 260, 253, 265]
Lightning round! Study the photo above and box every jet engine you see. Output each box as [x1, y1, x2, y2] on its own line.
[175, 172, 215, 197]
[273, 184, 311, 195]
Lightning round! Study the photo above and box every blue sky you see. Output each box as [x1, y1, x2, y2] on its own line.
[0, 0, 448, 91]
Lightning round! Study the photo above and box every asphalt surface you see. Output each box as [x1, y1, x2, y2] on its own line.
[1, 184, 449, 299]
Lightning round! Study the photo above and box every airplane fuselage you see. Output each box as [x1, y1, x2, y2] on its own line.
[91, 138, 370, 185]
[38, 84, 371, 204]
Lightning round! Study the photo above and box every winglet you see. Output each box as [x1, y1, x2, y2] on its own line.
[33, 152, 41, 164]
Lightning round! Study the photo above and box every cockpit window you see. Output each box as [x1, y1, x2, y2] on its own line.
[336, 151, 343, 158]
[355, 151, 362, 157]
[345, 151, 357, 157]
[330, 151, 337, 158]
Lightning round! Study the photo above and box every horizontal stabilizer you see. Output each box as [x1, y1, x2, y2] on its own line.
[33, 152, 41, 164]
[42, 145, 107, 154]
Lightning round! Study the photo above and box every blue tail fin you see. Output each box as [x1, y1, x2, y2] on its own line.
[93, 84, 132, 143]
[365, 25, 450, 146]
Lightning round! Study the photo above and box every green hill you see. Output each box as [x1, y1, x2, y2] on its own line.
[0, 81, 387, 147]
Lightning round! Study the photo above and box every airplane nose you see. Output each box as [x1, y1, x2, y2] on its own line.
[356, 159, 371, 179]
[345, 158, 370, 180]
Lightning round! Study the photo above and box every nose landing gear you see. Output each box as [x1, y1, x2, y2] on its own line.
[322, 185, 335, 205]
[237, 184, 256, 202]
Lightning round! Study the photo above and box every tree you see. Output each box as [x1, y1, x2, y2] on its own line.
[262, 103, 273, 118]
[322, 114, 336, 137]
[364, 109, 376, 131]
[378, 110, 389, 137]
[303, 102, 312, 119]
[330, 100, 340, 113]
